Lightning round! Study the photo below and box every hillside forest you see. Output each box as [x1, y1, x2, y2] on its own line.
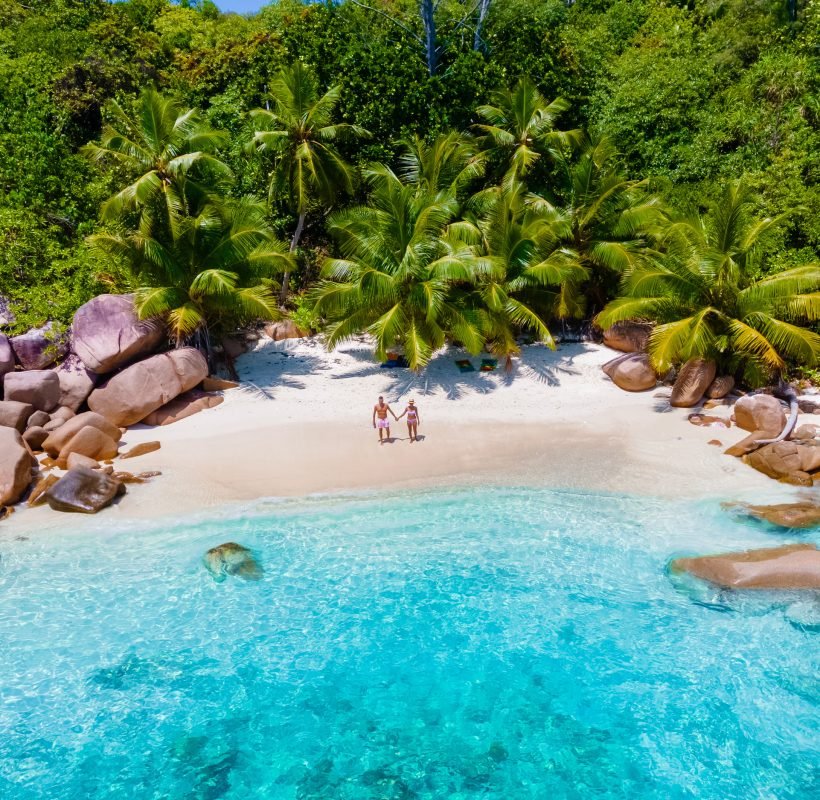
[1, 0, 818, 381]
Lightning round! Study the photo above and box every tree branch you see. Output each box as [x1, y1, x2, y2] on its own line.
[349, 0, 424, 46]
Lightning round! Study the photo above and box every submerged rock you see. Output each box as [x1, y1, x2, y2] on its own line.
[727, 501, 820, 530]
[203, 542, 263, 583]
[671, 544, 820, 590]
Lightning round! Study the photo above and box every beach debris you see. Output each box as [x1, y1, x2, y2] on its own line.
[3, 370, 60, 412]
[688, 414, 730, 428]
[725, 501, 820, 530]
[27, 473, 59, 506]
[70, 293, 164, 374]
[202, 377, 239, 392]
[240, 381, 274, 400]
[141, 391, 223, 426]
[602, 320, 652, 353]
[203, 542, 263, 583]
[120, 441, 161, 459]
[670, 358, 716, 408]
[88, 348, 208, 426]
[0, 400, 34, 432]
[707, 439, 723, 446]
[602, 352, 657, 392]
[0, 428, 33, 506]
[44, 466, 124, 514]
[670, 544, 820, 590]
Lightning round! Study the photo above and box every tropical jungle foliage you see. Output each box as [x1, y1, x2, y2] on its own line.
[0, 0, 818, 384]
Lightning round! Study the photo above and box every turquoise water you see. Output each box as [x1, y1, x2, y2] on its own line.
[0, 487, 818, 799]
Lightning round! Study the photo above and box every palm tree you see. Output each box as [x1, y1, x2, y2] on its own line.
[397, 131, 486, 197]
[310, 166, 482, 370]
[462, 182, 588, 368]
[82, 90, 231, 231]
[248, 62, 369, 302]
[534, 133, 667, 316]
[89, 196, 295, 358]
[596, 182, 820, 385]
[475, 77, 576, 188]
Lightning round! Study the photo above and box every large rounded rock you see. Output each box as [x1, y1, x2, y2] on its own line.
[706, 375, 734, 399]
[603, 352, 657, 392]
[602, 321, 652, 354]
[0, 400, 34, 432]
[263, 320, 308, 341]
[54, 353, 97, 412]
[733, 394, 786, 435]
[71, 294, 165, 374]
[141, 391, 223, 426]
[88, 348, 208, 427]
[44, 466, 123, 514]
[10, 322, 67, 370]
[203, 542, 263, 582]
[42, 411, 122, 458]
[22, 426, 49, 451]
[671, 544, 820, 590]
[0, 427, 32, 505]
[670, 358, 717, 408]
[2, 370, 60, 412]
[744, 441, 820, 482]
[58, 426, 119, 466]
[0, 334, 13, 379]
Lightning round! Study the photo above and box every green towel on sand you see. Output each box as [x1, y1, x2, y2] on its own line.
[480, 358, 498, 372]
[455, 359, 475, 373]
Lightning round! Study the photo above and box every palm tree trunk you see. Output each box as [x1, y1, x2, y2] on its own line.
[473, 0, 491, 52]
[420, 0, 438, 75]
[280, 211, 306, 306]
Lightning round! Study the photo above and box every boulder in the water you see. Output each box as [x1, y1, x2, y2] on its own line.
[203, 542, 263, 583]
[727, 501, 820, 530]
[671, 544, 820, 590]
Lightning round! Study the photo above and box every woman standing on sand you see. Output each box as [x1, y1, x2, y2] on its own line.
[397, 399, 420, 443]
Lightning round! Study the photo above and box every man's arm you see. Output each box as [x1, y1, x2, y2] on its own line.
[388, 404, 398, 420]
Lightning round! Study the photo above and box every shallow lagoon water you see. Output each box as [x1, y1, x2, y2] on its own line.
[0, 487, 818, 799]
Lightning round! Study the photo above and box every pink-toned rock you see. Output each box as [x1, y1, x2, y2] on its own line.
[66, 452, 100, 470]
[57, 426, 119, 466]
[671, 544, 820, 590]
[603, 352, 657, 392]
[54, 353, 97, 412]
[141, 391, 223, 426]
[744, 441, 820, 482]
[733, 394, 786, 435]
[0, 427, 32, 505]
[42, 411, 123, 458]
[3, 370, 60, 412]
[9, 322, 67, 370]
[263, 320, 309, 341]
[202, 377, 239, 392]
[50, 406, 75, 423]
[706, 375, 734, 399]
[22, 426, 48, 451]
[71, 294, 165, 374]
[27, 473, 58, 507]
[0, 400, 34, 432]
[0, 333, 13, 378]
[670, 358, 716, 408]
[221, 336, 246, 359]
[602, 321, 652, 353]
[26, 410, 49, 429]
[88, 348, 208, 426]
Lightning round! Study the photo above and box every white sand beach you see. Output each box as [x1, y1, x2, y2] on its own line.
[4, 337, 800, 535]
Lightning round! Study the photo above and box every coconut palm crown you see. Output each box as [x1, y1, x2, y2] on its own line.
[82, 89, 231, 230]
[596, 182, 820, 385]
[310, 166, 482, 370]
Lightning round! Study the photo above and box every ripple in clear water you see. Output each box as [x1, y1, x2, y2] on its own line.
[0, 488, 818, 799]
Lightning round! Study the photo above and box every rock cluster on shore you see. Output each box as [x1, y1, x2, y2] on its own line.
[0, 294, 233, 517]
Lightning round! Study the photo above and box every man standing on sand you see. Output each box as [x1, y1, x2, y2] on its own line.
[372, 396, 397, 444]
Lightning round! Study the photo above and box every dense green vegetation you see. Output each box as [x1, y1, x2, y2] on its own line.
[1, 0, 818, 381]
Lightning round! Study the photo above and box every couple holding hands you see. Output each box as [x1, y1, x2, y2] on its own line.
[372, 396, 420, 444]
